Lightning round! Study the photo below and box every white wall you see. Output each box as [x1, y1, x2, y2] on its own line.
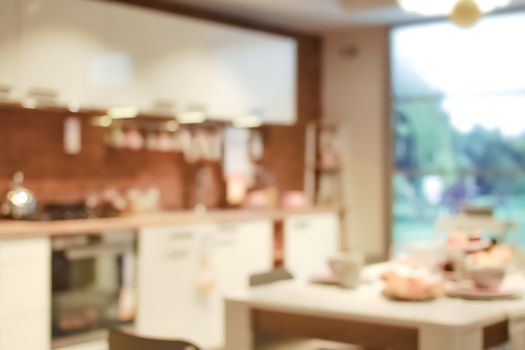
[322, 26, 390, 259]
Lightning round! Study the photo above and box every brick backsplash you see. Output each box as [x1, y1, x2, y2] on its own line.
[0, 107, 308, 210]
[0, 108, 187, 208]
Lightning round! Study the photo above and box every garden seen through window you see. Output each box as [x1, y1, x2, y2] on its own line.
[391, 12, 525, 249]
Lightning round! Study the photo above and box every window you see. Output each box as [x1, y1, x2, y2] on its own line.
[391, 12, 525, 249]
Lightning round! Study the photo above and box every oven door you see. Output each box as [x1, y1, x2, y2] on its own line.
[51, 232, 136, 342]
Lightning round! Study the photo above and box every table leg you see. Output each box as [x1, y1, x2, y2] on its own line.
[420, 325, 483, 350]
[225, 300, 254, 350]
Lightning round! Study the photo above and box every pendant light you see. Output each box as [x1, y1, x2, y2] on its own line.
[397, 0, 511, 27]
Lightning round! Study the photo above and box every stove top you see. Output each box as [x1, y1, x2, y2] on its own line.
[2, 202, 91, 221]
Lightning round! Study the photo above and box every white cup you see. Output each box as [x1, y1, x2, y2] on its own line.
[329, 252, 364, 289]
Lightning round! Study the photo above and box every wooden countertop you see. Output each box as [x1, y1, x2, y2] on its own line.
[0, 207, 340, 240]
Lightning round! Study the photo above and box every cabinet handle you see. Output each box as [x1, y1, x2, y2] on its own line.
[169, 232, 193, 241]
[0, 84, 11, 95]
[294, 220, 310, 230]
[213, 236, 236, 247]
[166, 250, 189, 259]
[166, 232, 193, 258]
[218, 223, 237, 233]
[25, 87, 60, 106]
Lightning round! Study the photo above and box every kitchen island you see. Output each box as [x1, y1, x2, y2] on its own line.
[225, 268, 514, 350]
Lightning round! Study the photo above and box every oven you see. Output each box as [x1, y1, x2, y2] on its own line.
[51, 230, 136, 346]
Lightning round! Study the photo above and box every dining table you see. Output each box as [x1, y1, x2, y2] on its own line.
[224, 264, 525, 350]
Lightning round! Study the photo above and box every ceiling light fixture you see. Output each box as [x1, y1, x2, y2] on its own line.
[107, 107, 139, 119]
[233, 115, 263, 129]
[397, 0, 511, 27]
[177, 110, 206, 124]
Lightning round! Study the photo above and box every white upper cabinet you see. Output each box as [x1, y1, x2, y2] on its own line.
[103, 3, 157, 111]
[18, 0, 107, 109]
[104, 2, 297, 123]
[209, 27, 297, 125]
[0, 0, 17, 100]
[6, 0, 297, 123]
[105, 4, 217, 114]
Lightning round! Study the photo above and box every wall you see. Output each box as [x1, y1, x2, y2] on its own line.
[0, 1, 322, 209]
[323, 27, 391, 259]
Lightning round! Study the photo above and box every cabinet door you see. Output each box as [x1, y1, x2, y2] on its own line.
[18, 0, 106, 108]
[0, 238, 50, 350]
[137, 222, 273, 350]
[208, 220, 273, 348]
[0, 238, 50, 314]
[146, 15, 218, 115]
[213, 220, 273, 293]
[104, 3, 156, 111]
[234, 220, 274, 286]
[108, 4, 217, 115]
[0, 0, 16, 100]
[209, 28, 297, 124]
[0, 313, 49, 350]
[136, 225, 220, 349]
[284, 213, 340, 280]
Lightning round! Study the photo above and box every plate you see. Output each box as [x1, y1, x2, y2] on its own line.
[382, 289, 438, 302]
[309, 272, 340, 286]
[446, 282, 523, 300]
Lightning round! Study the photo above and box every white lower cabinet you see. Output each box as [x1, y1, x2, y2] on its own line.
[0, 238, 51, 350]
[284, 213, 340, 281]
[136, 221, 273, 349]
[0, 313, 49, 350]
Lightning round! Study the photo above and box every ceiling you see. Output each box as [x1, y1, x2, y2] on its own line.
[162, 0, 525, 33]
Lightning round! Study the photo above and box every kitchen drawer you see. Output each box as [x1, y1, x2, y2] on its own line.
[0, 238, 50, 266]
[0, 312, 49, 350]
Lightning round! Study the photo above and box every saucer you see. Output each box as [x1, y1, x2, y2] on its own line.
[309, 271, 341, 285]
[446, 281, 523, 300]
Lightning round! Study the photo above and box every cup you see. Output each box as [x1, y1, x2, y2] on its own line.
[468, 266, 506, 290]
[329, 252, 364, 289]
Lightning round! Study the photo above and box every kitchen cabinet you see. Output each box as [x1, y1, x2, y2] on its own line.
[136, 224, 216, 346]
[0, 314, 49, 350]
[0, 238, 50, 350]
[103, 2, 159, 111]
[105, 2, 296, 123]
[136, 220, 273, 349]
[284, 213, 340, 281]
[105, 4, 217, 114]
[18, 0, 107, 108]
[209, 29, 297, 124]
[4, 0, 297, 123]
[0, 0, 17, 100]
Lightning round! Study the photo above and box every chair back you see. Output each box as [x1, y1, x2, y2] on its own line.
[250, 267, 293, 287]
[108, 329, 201, 350]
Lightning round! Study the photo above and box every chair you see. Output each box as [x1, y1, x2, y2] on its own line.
[108, 329, 201, 350]
[249, 267, 294, 287]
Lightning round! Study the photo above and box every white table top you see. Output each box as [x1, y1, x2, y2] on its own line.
[227, 266, 525, 330]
